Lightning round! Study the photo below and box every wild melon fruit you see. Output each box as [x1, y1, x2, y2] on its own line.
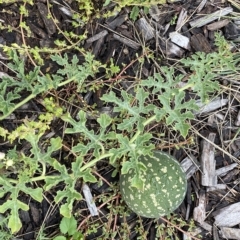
[120, 151, 187, 218]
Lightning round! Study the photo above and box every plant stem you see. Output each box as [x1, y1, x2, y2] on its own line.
[39, 160, 46, 177]
[57, 75, 80, 87]
[178, 83, 194, 92]
[9, 175, 59, 184]
[130, 115, 156, 143]
[0, 75, 83, 120]
[30, 175, 57, 182]
[79, 115, 157, 172]
[0, 93, 36, 120]
[80, 152, 113, 171]
[8, 114, 158, 184]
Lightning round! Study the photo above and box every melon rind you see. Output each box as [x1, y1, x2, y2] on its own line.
[120, 151, 187, 218]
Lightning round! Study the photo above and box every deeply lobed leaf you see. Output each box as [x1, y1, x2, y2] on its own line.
[0, 176, 43, 233]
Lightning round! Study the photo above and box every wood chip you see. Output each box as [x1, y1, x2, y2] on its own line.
[28, 22, 48, 39]
[181, 155, 200, 179]
[215, 163, 238, 177]
[213, 224, 220, 240]
[207, 19, 230, 31]
[92, 37, 105, 56]
[135, 18, 155, 41]
[113, 34, 140, 50]
[167, 0, 182, 2]
[197, 0, 207, 13]
[107, 15, 128, 30]
[59, 6, 73, 17]
[176, 8, 188, 31]
[234, 110, 240, 126]
[200, 221, 212, 232]
[87, 30, 108, 43]
[207, 184, 226, 192]
[0, 51, 8, 60]
[163, 40, 185, 57]
[163, 22, 170, 36]
[185, 203, 191, 220]
[194, 97, 228, 115]
[190, 33, 212, 53]
[82, 183, 98, 216]
[201, 133, 217, 186]
[149, 5, 161, 21]
[29, 204, 40, 224]
[193, 190, 206, 224]
[189, 7, 233, 28]
[214, 202, 240, 227]
[37, 2, 56, 35]
[221, 227, 240, 239]
[169, 31, 190, 50]
[224, 22, 240, 39]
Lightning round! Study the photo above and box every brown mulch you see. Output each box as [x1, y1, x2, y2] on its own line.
[0, 0, 240, 239]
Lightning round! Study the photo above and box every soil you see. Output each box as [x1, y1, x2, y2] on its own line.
[0, 0, 240, 239]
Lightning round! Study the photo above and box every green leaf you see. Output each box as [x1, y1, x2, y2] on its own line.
[180, 45, 234, 103]
[21, 185, 43, 202]
[16, 135, 63, 183]
[0, 126, 9, 139]
[174, 122, 191, 139]
[51, 53, 69, 66]
[121, 161, 134, 174]
[0, 49, 101, 120]
[53, 236, 66, 240]
[158, 91, 196, 138]
[63, 111, 99, 139]
[82, 168, 97, 183]
[55, 185, 82, 218]
[63, 111, 114, 157]
[97, 113, 112, 129]
[44, 158, 69, 191]
[0, 198, 28, 213]
[101, 88, 154, 132]
[44, 176, 64, 191]
[130, 6, 140, 21]
[72, 156, 97, 183]
[71, 155, 84, 176]
[131, 174, 144, 190]
[103, 0, 111, 6]
[0, 174, 44, 233]
[109, 132, 153, 188]
[72, 232, 84, 240]
[8, 211, 22, 234]
[44, 159, 83, 218]
[60, 216, 77, 235]
[51, 52, 101, 86]
[101, 91, 136, 115]
[60, 203, 73, 218]
[0, 188, 29, 233]
[189, 71, 219, 103]
[134, 133, 154, 156]
[140, 67, 182, 94]
[109, 134, 132, 164]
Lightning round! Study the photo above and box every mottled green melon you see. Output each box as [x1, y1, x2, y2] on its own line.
[120, 151, 187, 218]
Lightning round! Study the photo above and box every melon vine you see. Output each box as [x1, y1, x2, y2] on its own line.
[0, 33, 236, 233]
